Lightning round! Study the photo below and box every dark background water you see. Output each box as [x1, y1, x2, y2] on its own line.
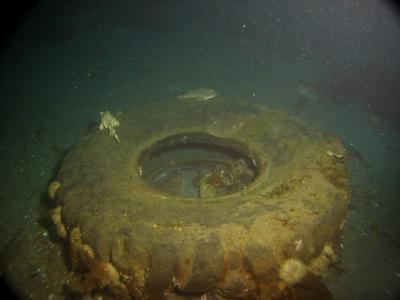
[0, 0, 399, 299]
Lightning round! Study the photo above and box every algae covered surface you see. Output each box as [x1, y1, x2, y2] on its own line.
[51, 98, 348, 298]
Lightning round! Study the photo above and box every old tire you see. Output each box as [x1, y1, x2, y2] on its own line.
[55, 98, 349, 299]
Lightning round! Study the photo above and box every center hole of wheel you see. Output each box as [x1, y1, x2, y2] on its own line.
[139, 133, 259, 199]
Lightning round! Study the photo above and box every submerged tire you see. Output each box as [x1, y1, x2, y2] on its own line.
[55, 98, 349, 299]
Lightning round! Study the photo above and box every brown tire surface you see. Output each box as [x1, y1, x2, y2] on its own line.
[55, 98, 349, 299]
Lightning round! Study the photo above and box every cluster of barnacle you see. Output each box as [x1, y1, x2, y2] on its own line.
[47, 180, 129, 298]
[48, 181, 67, 239]
[278, 243, 339, 287]
[68, 227, 128, 298]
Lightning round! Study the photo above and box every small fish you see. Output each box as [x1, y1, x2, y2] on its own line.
[177, 88, 217, 101]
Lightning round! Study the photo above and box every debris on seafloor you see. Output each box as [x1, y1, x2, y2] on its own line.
[326, 150, 344, 159]
[177, 87, 217, 101]
[99, 111, 120, 143]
